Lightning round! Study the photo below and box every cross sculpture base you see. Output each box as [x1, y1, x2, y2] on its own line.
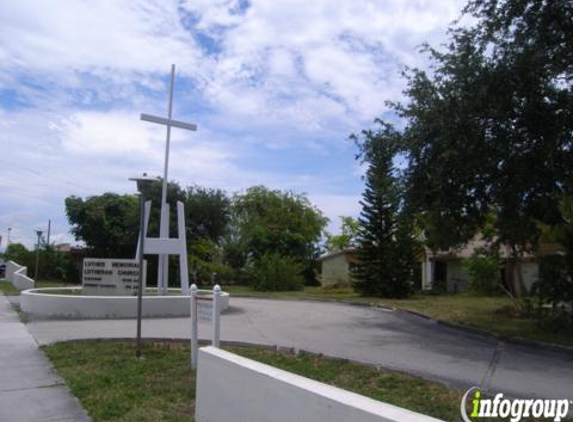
[135, 200, 190, 295]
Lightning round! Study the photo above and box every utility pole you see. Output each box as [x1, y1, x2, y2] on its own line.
[47, 220, 51, 247]
[34, 230, 43, 281]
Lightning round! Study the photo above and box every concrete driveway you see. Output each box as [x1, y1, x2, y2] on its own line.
[23, 297, 573, 400]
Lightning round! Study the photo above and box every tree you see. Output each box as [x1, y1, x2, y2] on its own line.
[537, 194, 573, 308]
[65, 183, 233, 286]
[351, 123, 418, 298]
[185, 186, 231, 244]
[4, 243, 33, 268]
[248, 253, 304, 292]
[4, 243, 80, 283]
[65, 193, 139, 258]
[324, 216, 360, 253]
[231, 186, 328, 285]
[383, 0, 572, 295]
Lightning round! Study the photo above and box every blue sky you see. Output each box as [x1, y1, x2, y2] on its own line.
[0, 0, 464, 249]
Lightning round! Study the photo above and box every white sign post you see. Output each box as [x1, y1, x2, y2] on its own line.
[190, 283, 222, 368]
[212, 285, 221, 348]
[190, 284, 199, 368]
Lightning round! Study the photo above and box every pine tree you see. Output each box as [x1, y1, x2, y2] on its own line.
[351, 122, 416, 298]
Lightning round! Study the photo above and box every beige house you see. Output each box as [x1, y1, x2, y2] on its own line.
[421, 239, 562, 293]
[317, 248, 358, 287]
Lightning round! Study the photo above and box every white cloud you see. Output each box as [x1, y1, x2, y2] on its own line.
[0, 0, 467, 248]
[0, 0, 204, 75]
[309, 194, 362, 234]
[61, 111, 158, 154]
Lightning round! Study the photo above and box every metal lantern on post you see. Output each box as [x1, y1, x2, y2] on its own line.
[129, 173, 160, 359]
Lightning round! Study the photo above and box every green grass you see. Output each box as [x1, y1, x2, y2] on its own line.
[0, 279, 20, 295]
[223, 285, 573, 347]
[0, 279, 75, 296]
[0, 278, 20, 296]
[43, 340, 464, 422]
[36, 280, 76, 288]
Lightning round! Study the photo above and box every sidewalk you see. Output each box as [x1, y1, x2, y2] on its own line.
[0, 294, 91, 422]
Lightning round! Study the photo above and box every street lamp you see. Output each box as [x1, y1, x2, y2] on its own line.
[34, 229, 43, 282]
[129, 173, 160, 358]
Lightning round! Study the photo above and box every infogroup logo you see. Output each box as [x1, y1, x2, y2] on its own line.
[460, 387, 571, 422]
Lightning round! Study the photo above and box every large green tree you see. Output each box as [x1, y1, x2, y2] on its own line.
[4, 243, 33, 268]
[324, 216, 360, 253]
[65, 182, 231, 259]
[231, 186, 328, 284]
[382, 0, 572, 295]
[65, 193, 139, 258]
[185, 185, 231, 244]
[351, 123, 418, 298]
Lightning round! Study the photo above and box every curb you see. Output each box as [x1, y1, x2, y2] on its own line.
[399, 308, 573, 355]
[230, 293, 391, 309]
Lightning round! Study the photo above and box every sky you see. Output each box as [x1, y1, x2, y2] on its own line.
[0, 0, 465, 250]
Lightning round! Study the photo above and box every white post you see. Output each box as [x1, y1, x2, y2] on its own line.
[177, 201, 190, 295]
[157, 204, 171, 295]
[190, 283, 198, 368]
[212, 284, 221, 348]
[157, 65, 176, 297]
[426, 259, 434, 290]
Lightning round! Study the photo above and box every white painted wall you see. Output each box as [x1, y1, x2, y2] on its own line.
[320, 254, 351, 287]
[195, 347, 445, 422]
[20, 287, 229, 319]
[6, 261, 34, 291]
[522, 262, 539, 292]
[421, 259, 433, 290]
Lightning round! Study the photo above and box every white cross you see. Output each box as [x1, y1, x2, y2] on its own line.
[140, 64, 197, 295]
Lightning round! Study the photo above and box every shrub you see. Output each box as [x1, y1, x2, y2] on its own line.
[248, 253, 304, 291]
[536, 254, 573, 310]
[463, 252, 501, 295]
[188, 256, 234, 286]
[4, 244, 80, 283]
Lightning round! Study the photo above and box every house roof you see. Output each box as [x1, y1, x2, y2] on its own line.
[424, 236, 564, 260]
[316, 248, 357, 262]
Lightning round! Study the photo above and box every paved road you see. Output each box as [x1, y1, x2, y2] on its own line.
[23, 297, 573, 400]
[0, 295, 91, 422]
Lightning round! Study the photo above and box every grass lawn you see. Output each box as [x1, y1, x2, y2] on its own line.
[0, 279, 75, 296]
[223, 285, 573, 347]
[43, 340, 463, 422]
[0, 279, 19, 295]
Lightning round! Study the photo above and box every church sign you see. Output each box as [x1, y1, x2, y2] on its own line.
[82, 258, 147, 296]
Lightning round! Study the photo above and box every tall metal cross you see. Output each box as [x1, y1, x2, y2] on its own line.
[140, 64, 197, 295]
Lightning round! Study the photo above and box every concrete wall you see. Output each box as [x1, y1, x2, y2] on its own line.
[21, 287, 229, 319]
[320, 255, 351, 287]
[195, 346, 445, 422]
[6, 261, 34, 291]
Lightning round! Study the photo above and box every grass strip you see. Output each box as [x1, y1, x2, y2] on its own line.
[43, 340, 464, 422]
